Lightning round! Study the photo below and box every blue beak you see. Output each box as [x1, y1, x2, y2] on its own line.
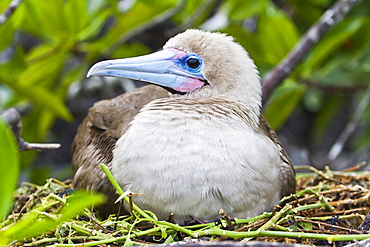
[87, 49, 206, 93]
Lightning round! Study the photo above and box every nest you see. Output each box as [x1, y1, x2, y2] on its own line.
[1, 164, 370, 246]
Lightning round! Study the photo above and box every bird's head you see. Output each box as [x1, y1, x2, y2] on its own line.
[88, 29, 262, 113]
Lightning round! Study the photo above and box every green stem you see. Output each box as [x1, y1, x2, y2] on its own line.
[257, 204, 292, 232]
[234, 212, 272, 224]
[24, 235, 108, 246]
[196, 228, 370, 242]
[100, 164, 124, 195]
[281, 188, 335, 212]
[54, 226, 161, 246]
[298, 188, 335, 212]
[156, 221, 195, 237]
[69, 221, 97, 236]
[288, 203, 328, 214]
[100, 164, 156, 222]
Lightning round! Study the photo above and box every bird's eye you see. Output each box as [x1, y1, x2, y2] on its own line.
[186, 57, 200, 69]
[176, 54, 203, 73]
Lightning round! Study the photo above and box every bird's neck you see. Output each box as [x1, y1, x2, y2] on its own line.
[147, 97, 260, 130]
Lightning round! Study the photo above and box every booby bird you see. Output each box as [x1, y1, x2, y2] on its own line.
[72, 29, 296, 222]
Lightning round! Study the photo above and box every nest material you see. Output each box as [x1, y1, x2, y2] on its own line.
[1, 165, 370, 246]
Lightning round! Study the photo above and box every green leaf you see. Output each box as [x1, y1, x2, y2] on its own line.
[19, 42, 71, 88]
[111, 42, 152, 59]
[164, 234, 176, 244]
[0, 118, 19, 221]
[160, 226, 168, 239]
[259, 7, 300, 65]
[298, 221, 313, 231]
[222, 0, 268, 21]
[303, 88, 323, 113]
[18, 0, 66, 38]
[288, 223, 298, 231]
[222, 25, 262, 66]
[0, 47, 26, 81]
[0, 42, 73, 121]
[76, 9, 110, 41]
[2, 191, 105, 243]
[0, 78, 72, 121]
[287, 0, 325, 24]
[264, 79, 307, 130]
[0, 0, 12, 11]
[302, 17, 367, 77]
[172, 0, 205, 23]
[124, 237, 134, 246]
[64, 0, 89, 36]
[311, 96, 344, 144]
[0, 19, 14, 52]
[288, 221, 313, 231]
[95, 0, 179, 55]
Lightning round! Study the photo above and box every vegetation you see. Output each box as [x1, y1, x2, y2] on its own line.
[0, 0, 370, 245]
[1, 164, 370, 246]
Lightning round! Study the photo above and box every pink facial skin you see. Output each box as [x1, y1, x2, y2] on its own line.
[166, 48, 206, 93]
[175, 77, 206, 92]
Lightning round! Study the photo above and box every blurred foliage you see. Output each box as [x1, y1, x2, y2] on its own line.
[0, 118, 19, 221]
[0, 0, 369, 182]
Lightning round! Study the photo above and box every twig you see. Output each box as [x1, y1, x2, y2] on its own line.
[287, 188, 335, 212]
[325, 86, 370, 165]
[294, 165, 343, 184]
[219, 209, 233, 229]
[341, 161, 367, 172]
[358, 210, 370, 231]
[328, 193, 369, 207]
[262, 0, 362, 100]
[0, 108, 61, 151]
[294, 218, 366, 234]
[19, 142, 61, 151]
[307, 213, 364, 221]
[0, 0, 23, 27]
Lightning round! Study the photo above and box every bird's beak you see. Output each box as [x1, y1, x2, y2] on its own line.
[87, 49, 206, 93]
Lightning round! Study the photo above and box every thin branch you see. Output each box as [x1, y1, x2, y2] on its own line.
[0, 0, 24, 27]
[358, 210, 370, 232]
[1, 108, 61, 151]
[325, 86, 370, 165]
[262, 0, 362, 101]
[19, 142, 61, 151]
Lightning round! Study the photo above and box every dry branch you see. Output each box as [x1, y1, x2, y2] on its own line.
[1, 108, 61, 151]
[325, 86, 370, 165]
[262, 0, 362, 100]
[0, 0, 23, 27]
